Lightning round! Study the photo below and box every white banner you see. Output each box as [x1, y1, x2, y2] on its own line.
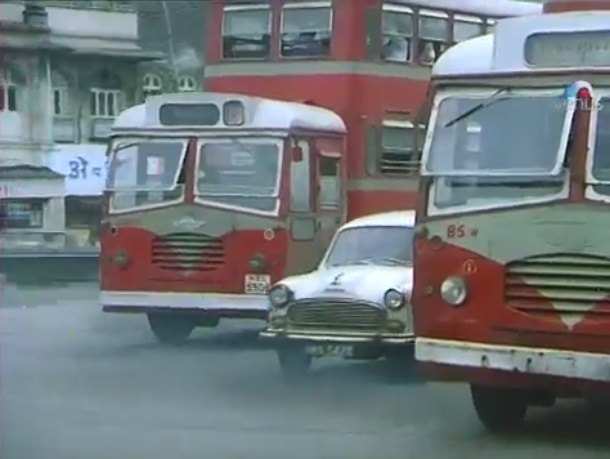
[45, 144, 108, 196]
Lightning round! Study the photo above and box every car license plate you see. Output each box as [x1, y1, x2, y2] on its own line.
[305, 344, 354, 358]
[244, 274, 271, 294]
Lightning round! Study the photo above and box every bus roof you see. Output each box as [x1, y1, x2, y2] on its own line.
[388, 0, 541, 17]
[341, 211, 416, 231]
[433, 11, 610, 77]
[112, 92, 346, 133]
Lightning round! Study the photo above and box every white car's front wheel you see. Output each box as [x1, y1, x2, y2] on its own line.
[277, 346, 312, 381]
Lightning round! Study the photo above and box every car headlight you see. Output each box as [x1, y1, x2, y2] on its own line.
[383, 289, 405, 310]
[440, 276, 467, 306]
[268, 284, 292, 308]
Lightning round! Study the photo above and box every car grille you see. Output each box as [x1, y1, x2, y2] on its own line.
[504, 253, 610, 317]
[151, 232, 224, 271]
[286, 299, 385, 331]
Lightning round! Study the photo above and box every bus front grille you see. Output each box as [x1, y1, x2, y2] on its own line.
[287, 299, 385, 331]
[151, 233, 224, 271]
[505, 253, 610, 316]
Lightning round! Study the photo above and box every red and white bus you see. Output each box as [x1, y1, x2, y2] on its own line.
[204, 0, 541, 219]
[413, 0, 610, 432]
[100, 92, 347, 342]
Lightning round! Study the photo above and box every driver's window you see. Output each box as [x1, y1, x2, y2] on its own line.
[290, 140, 311, 211]
[319, 156, 340, 210]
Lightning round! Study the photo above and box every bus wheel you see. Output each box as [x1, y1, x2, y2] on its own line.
[470, 384, 527, 433]
[147, 313, 195, 344]
[277, 346, 311, 381]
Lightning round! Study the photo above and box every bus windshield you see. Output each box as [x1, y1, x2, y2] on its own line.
[424, 90, 573, 213]
[424, 92, 571, 176]
[106, 139, 187, 191]
[195, 138, 282, 213]
[106, 139, 187, 212]
[325, 226, 413, 267]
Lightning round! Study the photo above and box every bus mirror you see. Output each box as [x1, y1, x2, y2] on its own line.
[291, 146, 303, 162]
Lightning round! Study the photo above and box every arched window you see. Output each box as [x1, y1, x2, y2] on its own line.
[51, 69, 71, 116]
[177, 76, 196, 93]
[0, 69, 18, 113]
[90, 71, 124, 118]
[142, 73, 162, 99]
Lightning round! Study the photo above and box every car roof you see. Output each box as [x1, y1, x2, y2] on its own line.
[340, 211, 416, 230]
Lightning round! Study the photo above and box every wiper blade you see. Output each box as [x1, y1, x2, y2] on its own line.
[444, 87, 511, 128]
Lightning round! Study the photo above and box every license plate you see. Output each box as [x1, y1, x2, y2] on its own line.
[244, 274, 271, 294]
[305, 344, 354, 358]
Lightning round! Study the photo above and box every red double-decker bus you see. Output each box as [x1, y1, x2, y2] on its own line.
[413, 0, 610, 432]
[204, 0, 541, 219]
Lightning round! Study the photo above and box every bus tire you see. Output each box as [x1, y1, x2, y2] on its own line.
[585, 392, 610, 420]
[470, 384, 527, 433]
[277, 346, 311, 381]
[147, 313, 195, 344]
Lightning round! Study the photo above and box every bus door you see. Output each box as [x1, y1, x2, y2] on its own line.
[285, 137, 342, 275]
[313, 144, 344, 261]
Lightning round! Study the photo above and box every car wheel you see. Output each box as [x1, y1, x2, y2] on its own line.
[385, 347, 417, 379]
[470, 384, 527, 433]
[147, 313, 195, 344]
[277, 346, 312, 381]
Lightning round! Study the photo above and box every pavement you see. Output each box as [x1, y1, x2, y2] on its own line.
[0, 283, 609, 459]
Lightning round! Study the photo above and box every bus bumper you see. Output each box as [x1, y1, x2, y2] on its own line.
[100, 290, 269, 319]
[416, 338, 610, 383]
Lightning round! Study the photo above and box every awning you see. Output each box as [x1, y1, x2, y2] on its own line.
[0, 165, 65, 198]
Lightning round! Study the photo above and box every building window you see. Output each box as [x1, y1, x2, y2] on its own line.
[0, 70, 18, 112]
[281, 2, 332, 58]
[65, 196, 102, 244]
[142, 73, 162, 99]
[380, 120, 418, 175]
[381, 5, 413, 63]
[53, 88, 71, 116]
[222, 5, 271, 59]
[0, 199, 44, 229]
[90, 88, 123, 117]
[453, 15, 484, 43]
[177, 76, 196, 93]
[417, 10, 449, 65]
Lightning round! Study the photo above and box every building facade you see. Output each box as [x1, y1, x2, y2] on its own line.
[0, 0, 164, 250]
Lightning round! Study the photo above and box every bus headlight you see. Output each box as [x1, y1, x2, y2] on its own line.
[440, 276, 467, 306]
[249, 253, 266, 272]
[384, 289, 405, 310]
[268, 284, 292, 308]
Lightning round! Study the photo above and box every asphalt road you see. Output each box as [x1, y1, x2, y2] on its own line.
[1, 283, 609, 459]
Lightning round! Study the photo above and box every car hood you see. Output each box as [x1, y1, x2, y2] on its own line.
[281, 264, 413, 305]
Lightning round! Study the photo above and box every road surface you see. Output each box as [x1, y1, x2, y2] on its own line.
[1, 283, 609, 459]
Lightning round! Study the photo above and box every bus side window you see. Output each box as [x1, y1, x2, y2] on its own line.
[319, 156, 340, 210]
[290, 140, 311, 212]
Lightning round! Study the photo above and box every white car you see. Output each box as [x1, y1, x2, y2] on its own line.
[260, 210, 416, 379]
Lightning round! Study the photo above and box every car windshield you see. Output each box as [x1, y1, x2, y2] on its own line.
[196, 139, 282, 212]
[105, 139, 187, 212]
[425, 91, 572, 212]
[325, 226, 413, 267]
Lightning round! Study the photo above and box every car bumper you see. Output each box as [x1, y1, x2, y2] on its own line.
[416, 337, 610, 383]
[260, 329, 414, 346]
[100, 290, 269, 319]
